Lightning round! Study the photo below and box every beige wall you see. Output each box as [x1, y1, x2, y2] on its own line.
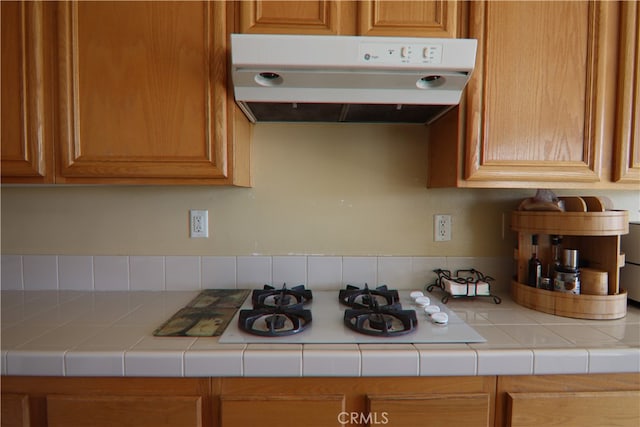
[2, 124, 638, 256]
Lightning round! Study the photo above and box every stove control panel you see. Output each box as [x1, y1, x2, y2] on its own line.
[359, 42, 443, 65]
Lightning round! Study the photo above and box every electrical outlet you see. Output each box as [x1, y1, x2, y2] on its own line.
[190, 210, 208, 238]
[434, 214, 451, 242]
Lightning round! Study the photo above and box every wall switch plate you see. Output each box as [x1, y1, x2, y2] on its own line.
[190, 210, 208, 238]
[434, 214, 451, 242]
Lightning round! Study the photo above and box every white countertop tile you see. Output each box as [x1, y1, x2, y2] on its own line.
[243, 344, 302, 377]
[131, 336, 197, 351]
[549, 325, 622, 347]
[73, 325, 148, 350]
[467, 325, 523, 349]
[359, 344, 419, 376]
[7, 350, 66, 376]
[476, 349, 533, 375]
[594, 324, 640, 346]
[302, 344, 361, 376]
[19, 324, 109, 351]
[184, 345, 245, 377]
[125, 350, 184, 377]
[415, 344, 477, 376]
[65, 350, 125, 377]
[533, 348, 589, 374]
[588, 348, 640, 373]
[495, 324, 574, 348]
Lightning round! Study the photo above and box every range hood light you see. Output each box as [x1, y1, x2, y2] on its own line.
[417, 75, 445, 89]
[255, 72, 283, 87]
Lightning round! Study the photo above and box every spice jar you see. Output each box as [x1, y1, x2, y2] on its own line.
[553, 249, 580, 294]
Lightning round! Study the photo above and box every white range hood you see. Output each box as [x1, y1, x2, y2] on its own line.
[230, 33, 477, 124]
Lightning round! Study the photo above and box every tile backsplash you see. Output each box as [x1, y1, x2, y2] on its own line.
[1, 255, 512, 292]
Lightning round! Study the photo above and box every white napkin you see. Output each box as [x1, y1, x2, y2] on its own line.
[442, 277, 490, 296]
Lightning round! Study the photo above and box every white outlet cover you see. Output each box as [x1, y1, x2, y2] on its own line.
[434, 214, 451, 242]
[190, 210, 208, 238]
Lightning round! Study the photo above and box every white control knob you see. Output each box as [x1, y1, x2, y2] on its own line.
[431, 312, 449, 325]
[410, 290, 425, 300]
[424, 305, 441, 316]
[415, 296, 431, 307]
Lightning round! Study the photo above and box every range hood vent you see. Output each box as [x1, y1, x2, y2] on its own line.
[230, 34, 477, 124]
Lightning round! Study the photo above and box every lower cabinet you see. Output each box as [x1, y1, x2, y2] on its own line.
[218, 376, 496, 427]
[496, 374, 640, 427]
[1, 394, 30, 427]
[0, 377, 211, 427]
[1, 374, 638, 427]
[46, 395, 202, 427]
[366, 393, 490, 427]
[220, 394, 345, 427]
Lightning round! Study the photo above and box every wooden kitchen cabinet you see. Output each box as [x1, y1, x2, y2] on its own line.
[429, 1, 637, 189]
[1, 1, 54, 184]
[0, 376, 211, 427]
[55, 1, 249, 185]
[47, 395, 202, 427]
[1, 1, 251, 186]
[220, 394, 346, 427]
[3, 374, 639, 427]
[614, 1, 640, 184]
[496, 374, 640, 427]
[236, 0, 461, 38]
[367, 393, 491, 426]
[219, 376, 495, 427]
[1, 394, 30, 427]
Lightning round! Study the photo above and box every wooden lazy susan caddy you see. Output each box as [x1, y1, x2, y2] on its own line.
[511, 196, 629, 320]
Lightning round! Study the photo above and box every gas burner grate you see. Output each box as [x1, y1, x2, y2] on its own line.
[252, 284, 313, 309]
[339, 284, 399, 309]
[238, 303, 312, 337]
[344, 301, 417, 337]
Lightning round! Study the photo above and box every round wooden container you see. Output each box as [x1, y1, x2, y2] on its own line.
[581, 268, 609, 295]
[511, 207, 628, 320]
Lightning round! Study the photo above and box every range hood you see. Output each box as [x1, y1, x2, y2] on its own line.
[230, 33, 477, 124]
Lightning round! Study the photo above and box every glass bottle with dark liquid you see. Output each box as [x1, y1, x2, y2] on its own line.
[528, 234, 542, 287]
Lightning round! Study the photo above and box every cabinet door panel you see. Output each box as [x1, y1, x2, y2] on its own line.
[507, 391, 640, 427]
[56, 1, 227, 182]
[1, 1, 51, 183]
[47, 395, 202, 427]
[220, 394, 345, 427]
[614, 1, 640, 183]
[358, 0, 459, 37]
[238, 1, 355, 35]
[464, 1, 614, 184]
[1, 393, 30, 427]
[367, 393, 490, 427]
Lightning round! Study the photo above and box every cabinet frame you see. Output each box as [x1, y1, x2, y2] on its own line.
[614, 0, 640, 183]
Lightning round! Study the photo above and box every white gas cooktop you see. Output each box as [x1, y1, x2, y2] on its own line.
[218, 290, 485, 344]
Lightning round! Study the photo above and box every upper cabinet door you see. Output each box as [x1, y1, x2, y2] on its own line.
[1, 1, 53, 183]
[358, 0, 460, 37]
[237, 1, 459, 37]
[614, 1, 640, 183]
[237, 1, 357, 35]
[463, 1, 615, 185]
[56, 1, 232, 184]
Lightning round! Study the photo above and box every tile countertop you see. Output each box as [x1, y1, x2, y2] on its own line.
[1, 290, 639, 378]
